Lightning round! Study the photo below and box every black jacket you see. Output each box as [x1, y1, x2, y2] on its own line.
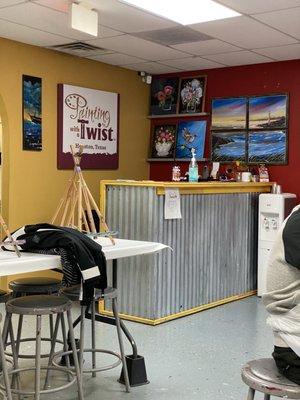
[16, 223, 107, 303]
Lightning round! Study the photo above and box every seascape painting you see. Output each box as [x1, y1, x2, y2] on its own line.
[248, 130, 287, 164]
[175, 120, 207, 160]
[23, 75, 42, 151]
[150, 77, 179, 115]
[211, 132, 246, 162]
[249, 95, 288, 129]
[211, 97, 247, 130]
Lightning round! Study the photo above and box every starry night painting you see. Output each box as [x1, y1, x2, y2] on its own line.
[23, 75, 42, 151]
[211, 97, 247, 130]
[175, 120, 207, 160]
[249, 95, 288, 129]
[248, 130, 287, 164]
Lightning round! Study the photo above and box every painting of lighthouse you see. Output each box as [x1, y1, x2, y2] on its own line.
[249, 94, 288, 129]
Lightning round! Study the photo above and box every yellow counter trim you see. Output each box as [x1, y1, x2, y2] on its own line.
[98, 290, 256, 326]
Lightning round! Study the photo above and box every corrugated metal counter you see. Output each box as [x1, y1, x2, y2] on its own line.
[99, 181, 272, 325]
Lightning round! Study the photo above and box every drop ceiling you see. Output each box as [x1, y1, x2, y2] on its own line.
[0, 0, 300, 73]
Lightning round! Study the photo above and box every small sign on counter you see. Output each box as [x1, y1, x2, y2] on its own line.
[164, 188, 182, 219]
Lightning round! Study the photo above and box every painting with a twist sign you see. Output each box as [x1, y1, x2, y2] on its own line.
[57, 84, 119, 169]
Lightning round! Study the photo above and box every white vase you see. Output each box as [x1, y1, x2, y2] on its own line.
[155, 142, 172, 157]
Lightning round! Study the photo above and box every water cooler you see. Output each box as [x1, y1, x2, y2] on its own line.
[258, 193, 297, 296]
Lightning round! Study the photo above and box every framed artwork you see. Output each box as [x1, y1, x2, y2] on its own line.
[211, 132, 246, 162]
[249, 94, 288, 129]
[211, 97, 247, 130]
[248, 130, 287, 164]
[57, 84, 119, 169]
[175, 120, 207, 160]
[150, 124, 177, 159]
[23, 75, 42, 151]
[150, 77, 179, 115]
[178, 76, 206, 114]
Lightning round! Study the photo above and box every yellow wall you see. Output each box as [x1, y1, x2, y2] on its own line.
[0, 37, 150, 230]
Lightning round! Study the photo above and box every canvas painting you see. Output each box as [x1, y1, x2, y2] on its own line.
[211, 132, 246, 162]
[151, 124, 176, 159]
[249, 95, 288, 129]
[248, 130, 287, 164]
[175, 120, 207, 160]
[178, 76, 206, 114]
[23, 75, 42, 151]
[211, 97, 247, 130]
[150, 77, 179, 115]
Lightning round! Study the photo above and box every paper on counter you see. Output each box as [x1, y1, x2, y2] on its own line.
[164, 188, 182, 220]
[211, 162, 220, 179]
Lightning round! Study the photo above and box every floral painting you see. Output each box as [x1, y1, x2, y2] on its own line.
[178, 76, 206, 114]
[248, 130, 287, 164]
[151, 124, 177, 159]
[150, 77, 179, 115]
[23, 75, 42, 151]
[249, 95, 288, 129]
[211, 132, 246, 162]
[175, 120, 207, 160]
[211, 97, 247, 130]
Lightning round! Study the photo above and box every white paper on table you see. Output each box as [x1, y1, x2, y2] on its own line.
[164, 188, 182, 220]
[211, 162, 220, 179]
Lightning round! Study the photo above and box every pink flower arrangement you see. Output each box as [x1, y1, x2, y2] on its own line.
[155, 126, 175, 144]
[155, 85, 174, 109]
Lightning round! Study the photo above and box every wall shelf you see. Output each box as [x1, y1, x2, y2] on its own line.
[147, 158, 209, 162]
[147, 112, 209, 119]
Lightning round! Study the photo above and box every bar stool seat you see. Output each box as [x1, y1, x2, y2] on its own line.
[9, 277, 61, 296]
[241, 358, 300, 399]
[6, 295, 71, 315]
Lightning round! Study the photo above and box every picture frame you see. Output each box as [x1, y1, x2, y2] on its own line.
[149, 77, 179, 115]
[211, 131, 246, 162]
[150, 124, 177, 159]
[175, 120, 207, 160]
[248, 130, 287, 164]
[22, 75, 42, 151]
[178, 76, 207, 114]
[248, 94, 288, 129]
[211, 97, 247, 130]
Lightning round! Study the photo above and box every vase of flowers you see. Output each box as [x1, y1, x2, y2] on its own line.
[156, 85, 174, 111]
[180, 78, 203, 113]
[153, 125, 176, 157]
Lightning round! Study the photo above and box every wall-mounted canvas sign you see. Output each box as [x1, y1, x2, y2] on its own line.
[211, 97, 247, 130]
[175, 120, 207, 160]
[23, 75, 42, 151]
[248, 94, 288, 129]
[150, 124, 177, 159]
[57, 84, 119, 169]
[150, 77, 179, 115]
[178, 76, 206, 114]
[211, 131, 246, 162]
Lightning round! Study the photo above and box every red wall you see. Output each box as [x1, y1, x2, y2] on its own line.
[149, 60, 300, 199]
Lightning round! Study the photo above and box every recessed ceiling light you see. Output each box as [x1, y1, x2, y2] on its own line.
[119, 0, 241, 25]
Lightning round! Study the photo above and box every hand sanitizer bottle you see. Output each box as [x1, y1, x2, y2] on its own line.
[188, 148, 198, 182]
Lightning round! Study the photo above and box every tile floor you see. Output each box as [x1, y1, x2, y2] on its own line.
[1, 296, 273, 400]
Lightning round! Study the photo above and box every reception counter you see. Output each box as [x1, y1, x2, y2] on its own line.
[99, 181, 272, 325]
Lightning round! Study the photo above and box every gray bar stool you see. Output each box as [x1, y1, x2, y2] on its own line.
[58, 285, 130, 393]
[7, 277, 62, 358]
[241, 358, 300, 399]
[2, 295, 83, 400]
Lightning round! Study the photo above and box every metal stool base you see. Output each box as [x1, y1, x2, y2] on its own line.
[5, 337, 64, 359]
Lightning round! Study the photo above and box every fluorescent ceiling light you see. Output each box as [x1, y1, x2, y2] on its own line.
[71, 3, 98, 36]
[120, 0, 241, 25]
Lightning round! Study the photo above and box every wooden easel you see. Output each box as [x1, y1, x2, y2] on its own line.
[0, 214, 22, 257]
[51, 145, 115, 244]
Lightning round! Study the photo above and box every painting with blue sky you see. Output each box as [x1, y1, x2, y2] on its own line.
[211, 97, 247, 130]
[211, 132, 246, 162]
[175, 120, 206, 160]
[249, 95, 287, 129]
[248, 130, 287, 164]
[23, 75, 42, 151]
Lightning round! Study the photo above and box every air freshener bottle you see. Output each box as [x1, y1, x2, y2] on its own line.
[188, 148, 198, 182]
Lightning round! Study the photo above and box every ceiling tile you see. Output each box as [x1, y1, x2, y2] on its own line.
[0, 18, 74, 46]
[83, 0, 177, 33]
[85, 35, 189, 61]
[0, 0, 27, 8]
[32, 0, 70, 13]
[205, 50, 273, 66]
[0, 2, 97, 40]
[88, 53, 146, 65]
[216, 0, 300, 14]
[159, 57, 225, 70]
[171, 38, 242, 55]
[122, 62, 182, 74]
[253, 43, 300, 61]
[190, 16, 298, 49]
[254, 7, 300, 40]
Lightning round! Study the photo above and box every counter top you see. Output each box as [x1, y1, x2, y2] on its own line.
[100, 180, 273, 195]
